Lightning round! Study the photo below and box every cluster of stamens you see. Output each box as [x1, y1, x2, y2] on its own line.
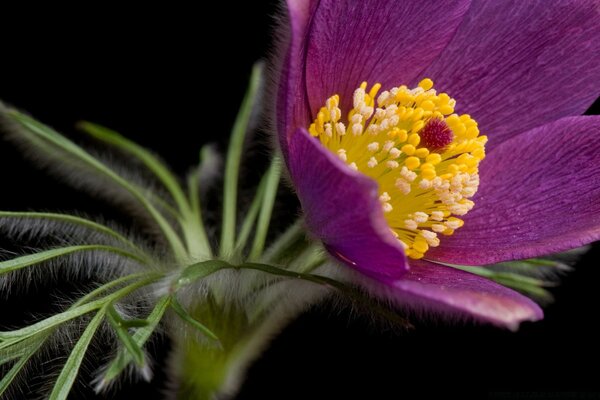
[308, 79, 486, 259]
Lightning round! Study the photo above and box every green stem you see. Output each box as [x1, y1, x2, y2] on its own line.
[234, 167, 267, 256]
[248, 159, 281, 261]
[183, 155, 212, 258]
[220, 63, 263, 257]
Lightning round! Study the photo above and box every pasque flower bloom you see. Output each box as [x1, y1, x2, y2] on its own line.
[277, 0, 600, 329]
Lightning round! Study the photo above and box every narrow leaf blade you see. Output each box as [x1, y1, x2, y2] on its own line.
[170, 297, 219, 341]
[48, 310, 105, 400]
[100, 296, 170, 385]
[107, 306, 145, 367]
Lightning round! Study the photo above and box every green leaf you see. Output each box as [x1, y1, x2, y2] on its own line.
[0, 300, 103, 346]
[106, 306, 145, 367]
[0, 333, 49, 396]
[234, 164, 267, 254]
[119, 319, 150, 328]
[182, 144, 215, 258]
[48, 310, 105, 400]
[101, 296, 170, 385]
[0, 274, 162, 396]
[170, 297, 219, 341]
[0, 351, 35, 397]
[0, 333, 46, 365]
[72, 273, 149, 307]
[6, 110, 187, 259]
[77, 121, 190, 214]
[174, 259, 233, 290]
[249, 158, 281, 261]
[0, 245, 148, 276]
[0, 211, 145, 254]
[220, 63, 263, 257]
[0, 274, 161, 346]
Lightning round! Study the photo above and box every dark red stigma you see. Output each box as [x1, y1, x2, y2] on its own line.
[419, 119, 454, 152]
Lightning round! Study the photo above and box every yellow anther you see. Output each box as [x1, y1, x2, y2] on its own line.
[472, 148, 485, 160]
[405, 156, 420, 170]
[421, 168, 436, 180]
[420, 100, 435, 111]
[412, 108, 425, 121]
[401, 144, 416, 156]
[408, 133, 421, 146]
[369, 83, 382, 99]
[397, 129, 408, 143]
[415, 148, 429, 158]
[411, 120, 425, 133]
[439, 105, 455, 115]
[438, 93, 450, 104]
[396, 91, 413, 104]
[465, 126, 480, 139]
[317, 111, 326, 125]
[418, 78, 434, 91]
[426, 153, 442, 165]
[308, 80, 484, 260]
[413, 239, 429, 253]
[407, 249, 424, 259]
[446, 114, 460, 126]
[452, 124, 467, 136]
[414, 93, 428, 105]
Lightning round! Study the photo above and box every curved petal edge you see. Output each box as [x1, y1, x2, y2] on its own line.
[356, 259, 543, 330]
[288, 127, 409, 280]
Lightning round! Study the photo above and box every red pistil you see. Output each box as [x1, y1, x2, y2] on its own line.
[420, 119, 453, 152]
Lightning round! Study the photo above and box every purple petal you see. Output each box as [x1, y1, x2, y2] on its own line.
[305, 0, 471, 115]
[364, 259, 543, 330]
[277, 0, 318, 159]
[288, 127, 408, 280]
[428, 116, 600, 265]
[419, 0, 600, 151]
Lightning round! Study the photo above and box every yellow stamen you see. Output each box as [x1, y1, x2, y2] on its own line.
[308, 79, 486, 259]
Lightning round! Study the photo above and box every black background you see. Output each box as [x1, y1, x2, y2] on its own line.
[1, 2, 599, 399]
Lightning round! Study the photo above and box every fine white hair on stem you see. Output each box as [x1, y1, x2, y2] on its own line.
[0, 101, 179, 242]
[0, 214, 160, 297]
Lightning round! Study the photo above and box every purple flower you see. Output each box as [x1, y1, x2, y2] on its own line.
[276, 0, 600, 329]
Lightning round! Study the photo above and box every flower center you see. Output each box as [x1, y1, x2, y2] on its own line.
[308, 79, 487, 260]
